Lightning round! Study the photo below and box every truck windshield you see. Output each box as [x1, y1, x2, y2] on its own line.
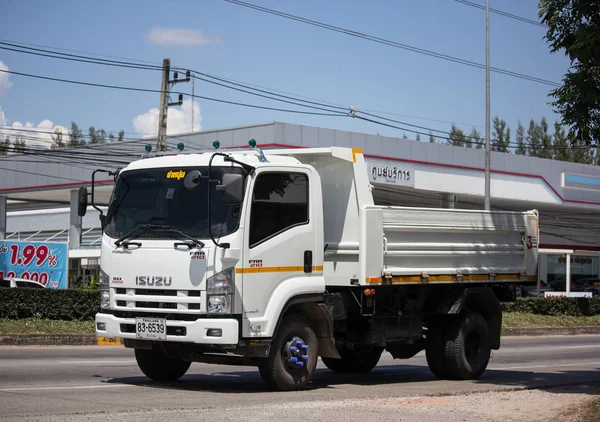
[105, 166, 245, 240]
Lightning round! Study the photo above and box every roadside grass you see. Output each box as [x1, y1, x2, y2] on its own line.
[1, 313, 600, 335]
[0, 318, 95, 334]
[502, 312, 600, 328]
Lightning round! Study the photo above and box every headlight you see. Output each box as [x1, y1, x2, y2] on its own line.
[100, 269, 110, 309]
[207, 268, 234, 314]
[207, 267, 234, 294]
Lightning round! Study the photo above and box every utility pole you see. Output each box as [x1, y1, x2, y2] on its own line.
[484, 0, 491, 210]
[191, 74, 195, 132]
[156, 59, 191, 152]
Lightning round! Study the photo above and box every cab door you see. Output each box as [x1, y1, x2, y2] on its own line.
[241, 169, 320, 337]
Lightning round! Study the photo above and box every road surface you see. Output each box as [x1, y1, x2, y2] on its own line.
[0, 335, 599, 421]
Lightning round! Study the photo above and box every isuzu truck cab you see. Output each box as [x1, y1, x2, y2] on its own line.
[80, 146, 539, 390]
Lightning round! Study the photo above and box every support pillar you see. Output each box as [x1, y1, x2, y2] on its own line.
[0, 196, 6, 239]
[565, 253, 571, 294]
[442, 193, 456, 209]
[69, 190, 82, 250]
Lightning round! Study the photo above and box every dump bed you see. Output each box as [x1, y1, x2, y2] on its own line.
[358, 205, 539, 285]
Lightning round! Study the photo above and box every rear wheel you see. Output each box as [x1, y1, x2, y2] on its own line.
[322, 346, 383, 373]
[425, 318, 451, 379]
[134, 345, 191, 382]
[444, 312, 491, 380]
[258, 315, 319, 391]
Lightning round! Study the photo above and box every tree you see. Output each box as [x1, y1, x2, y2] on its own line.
[89, 126, 99, 144]
[109, 133, 115, 142]
[402, 133, 408, 139]
[515, 121, 527, 155]
[538, 117, 554, 159]
[68, 122, 84, 147]
[469, 128, 483, 149]
[527, 119, 542, 158]
[416, 133, 421, 141]
[51, 128, 65, 149]
[448, 125, 467, 147]
[118, 130, 124, 142]
[97, 129, 107, 144]
[553, 121, 570, 162]
[429, 132, 436, 144]
[492, 116, 511, 153]
[0, 136, 9, 155]
[13, 136, 28, 153]
[539, 0, 600, 145]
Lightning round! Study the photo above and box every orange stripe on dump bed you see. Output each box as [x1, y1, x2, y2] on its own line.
[236, 266, 323, 274]
[352, 148, 363, 163]
[367, 273, 528, 284]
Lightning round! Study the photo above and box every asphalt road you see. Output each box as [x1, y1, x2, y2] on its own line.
[1, 335, 599, 421]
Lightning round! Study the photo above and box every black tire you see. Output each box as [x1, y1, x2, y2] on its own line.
[322, 346, 383, 373]
[134, 345, 191, 382]
[258, 315, 318, 391]
[425, 318, 452, 379]
[444, 312, 491, 380]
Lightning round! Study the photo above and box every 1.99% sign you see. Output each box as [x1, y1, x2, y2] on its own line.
[0, 243, 59, 287]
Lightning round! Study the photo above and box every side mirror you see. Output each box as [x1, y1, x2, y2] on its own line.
[77, 187, 88, 217]
[216, 174, 244, 205]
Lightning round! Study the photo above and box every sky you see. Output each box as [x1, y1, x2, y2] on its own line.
[0, 0, 571, 149]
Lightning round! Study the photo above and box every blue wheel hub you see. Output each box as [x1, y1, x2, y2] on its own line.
[284, 336, 309, 369]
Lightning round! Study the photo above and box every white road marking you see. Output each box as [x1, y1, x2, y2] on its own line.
[0, 384, 131, 392]
[58, 360, 135, 364]
[492, 361, 600, 371]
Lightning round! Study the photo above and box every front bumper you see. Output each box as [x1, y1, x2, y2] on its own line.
[95, 313, 239, 345]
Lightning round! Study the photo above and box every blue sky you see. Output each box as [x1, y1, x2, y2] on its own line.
[0, 0, 570, 147]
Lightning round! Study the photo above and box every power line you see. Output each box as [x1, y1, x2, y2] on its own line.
[223, 0, 561, 87]
[452, 0, 549, 29]
[0, 68, 346, 117]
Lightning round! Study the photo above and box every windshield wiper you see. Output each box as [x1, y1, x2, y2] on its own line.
[114, 224, 205, 248]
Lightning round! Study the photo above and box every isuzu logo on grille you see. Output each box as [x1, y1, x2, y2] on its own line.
[135, 276, 173, 287]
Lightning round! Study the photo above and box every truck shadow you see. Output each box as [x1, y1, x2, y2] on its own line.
[102, 363, 600, 395]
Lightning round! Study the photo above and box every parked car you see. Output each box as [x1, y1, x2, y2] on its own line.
[517, 279, 553, 297]
[0, 278, 45, 288]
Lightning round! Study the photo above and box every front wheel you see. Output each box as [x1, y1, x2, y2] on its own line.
[135, 345, 191, 382]
[258, 315, 319, 391]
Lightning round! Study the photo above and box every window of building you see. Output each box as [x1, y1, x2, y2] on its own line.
[249, 172, 309, 247]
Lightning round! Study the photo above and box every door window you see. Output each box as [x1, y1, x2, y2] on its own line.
[249, 172, 308, 247]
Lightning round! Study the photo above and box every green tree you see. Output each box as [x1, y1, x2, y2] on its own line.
[13, 136, 28, 153]
[109, 133, 115, 142]
[416, 133, 421, 141]
[515, 121, 527, 155]
[402, 133, 408, 139]
[118, 130, 125, 142]
[492, 116, 511, 152]
[448, 124, 467, 147]
[539, 117, 554, 159]
[51, 128, 65, 149]
[0, 136, 9, 155]
[469, 128, 483, 149]
[553, 121, 570, 162]
[429, 132, 436, 144]
[68, 122, 84, 147]
[527, 119, 542, 157]
[568, 132, 595, 164]
[539, 0, 600, 145]
[89, 127, 99, 144]
[97, 129, 107, 144]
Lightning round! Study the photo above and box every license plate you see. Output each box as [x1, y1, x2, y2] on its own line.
[135, 318, 167, 340]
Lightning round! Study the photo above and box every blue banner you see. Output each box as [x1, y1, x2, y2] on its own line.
[0, 241, 69, 289]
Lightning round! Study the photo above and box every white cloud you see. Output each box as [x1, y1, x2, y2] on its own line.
[133, 98, 202, 138]
[0, 61, 12, 96]
[147, 27, 221, 46]
[3, 118, 69, 150]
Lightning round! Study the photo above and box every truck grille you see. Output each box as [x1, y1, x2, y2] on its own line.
[112, 288, 203, 313]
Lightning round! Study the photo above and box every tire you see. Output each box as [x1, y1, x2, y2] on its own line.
[258, 315, 319, 391]
[134, 345, 191, 382]
[444, 312, 491, 380]
[322, 346, 383, 373]
[425, 318, 452, 379]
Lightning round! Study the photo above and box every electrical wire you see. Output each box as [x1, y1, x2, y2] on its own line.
[223, 0, 561, 87]
[452, 0, 549, 29]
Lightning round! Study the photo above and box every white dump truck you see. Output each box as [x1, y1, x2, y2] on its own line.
[79, 145, 539, 390]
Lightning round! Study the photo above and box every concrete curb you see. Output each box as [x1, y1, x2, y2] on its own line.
[1, 327, 600, 346]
